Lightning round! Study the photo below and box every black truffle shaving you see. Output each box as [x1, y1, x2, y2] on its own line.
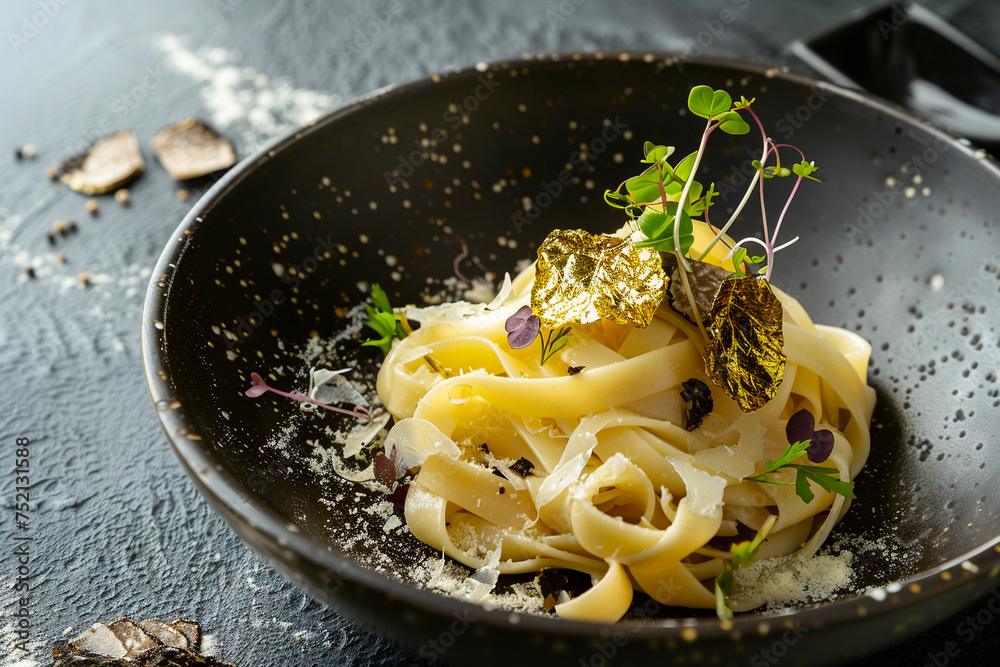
[680, 378, 713, 431]
[661, 253, 731, 325]
[536, 568, 594, 612]
[509, 457, 534, 477]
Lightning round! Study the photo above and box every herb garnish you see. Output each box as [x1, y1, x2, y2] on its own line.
[712, 515, 777, 621]
[605, 84, 820, 282]
[505, 305, 571, 366]
[245, 372, 371, 420]
[363, 283, 409, 354]
[600, 85, 821, 413]
[743, 410, 854, 503]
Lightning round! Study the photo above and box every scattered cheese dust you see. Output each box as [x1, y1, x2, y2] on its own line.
[733, 551, 854, 609]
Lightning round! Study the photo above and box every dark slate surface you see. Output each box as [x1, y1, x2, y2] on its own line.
[1, 0, 997, 665]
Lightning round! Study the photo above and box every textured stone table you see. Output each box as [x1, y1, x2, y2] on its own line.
[1, 0, 997, 664]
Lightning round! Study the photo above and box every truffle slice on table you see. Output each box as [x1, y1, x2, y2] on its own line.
[67, 623, 128, 660]
[53, 617, 232, 665]
[106, 618, 160, 659]
[167, 618, 202, 653]
[61, 131, 144, 195]
[138, 618, 190, 650]
[151, 119, 236, 180]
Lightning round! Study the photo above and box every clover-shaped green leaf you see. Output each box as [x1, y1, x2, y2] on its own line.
[717, 110, 750, 135]
[688, 85, 732, 119]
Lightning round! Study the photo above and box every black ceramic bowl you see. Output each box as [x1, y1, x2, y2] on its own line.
[143, 54, 1000, 666]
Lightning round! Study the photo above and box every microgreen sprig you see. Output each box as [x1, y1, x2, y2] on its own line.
[743, 441, 855, 504]
[363, 283, 409, 354]
[539, 325, 572, 366]
[505, 305, 572, 366]
[713, 514, 777, 621]
[246, 372, 371, 420]
[605, 84, 821, 288]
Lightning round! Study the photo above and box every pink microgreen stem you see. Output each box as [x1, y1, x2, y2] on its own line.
[764, 143, 809, 279]
[246, 372, 371, 421]
[698, 105, 769, 262]
[453, 239, 472, 286]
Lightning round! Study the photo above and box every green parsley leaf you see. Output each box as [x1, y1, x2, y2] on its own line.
[743, 440, 855, 503]
[713, 515, 776, 621]
[364, 283, 408, 354]
[795, 468, 815, 503]
[371, 283, 393, 313]
[765, 440, 811, 471]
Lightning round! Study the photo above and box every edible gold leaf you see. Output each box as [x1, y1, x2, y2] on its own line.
[662, 253, 732, 325]
[531, 229, 667, 328]
[703, 277, 785, 412]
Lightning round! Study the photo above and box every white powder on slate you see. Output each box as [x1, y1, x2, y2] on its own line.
[154, 34, 342, 152]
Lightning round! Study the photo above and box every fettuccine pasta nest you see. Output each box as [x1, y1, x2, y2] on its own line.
[375, 260, 876, 622]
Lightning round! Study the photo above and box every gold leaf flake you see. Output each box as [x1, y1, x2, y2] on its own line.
[531, 229, 666, 328]
[703, 277, 785, 411]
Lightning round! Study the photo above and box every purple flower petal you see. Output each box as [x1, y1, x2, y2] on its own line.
[386, 483, 410, 507]
[786, 409, 816, 444]
[806, 429, 835, 463]
[507, 324, 539, 349]
[505, 305, 534, 332]
[505, 306, 540, 349]
[246, 372, 269, 397]
[374, 453, 397, 487]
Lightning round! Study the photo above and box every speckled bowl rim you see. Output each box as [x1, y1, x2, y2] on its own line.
[142, 51, 1000, 645]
